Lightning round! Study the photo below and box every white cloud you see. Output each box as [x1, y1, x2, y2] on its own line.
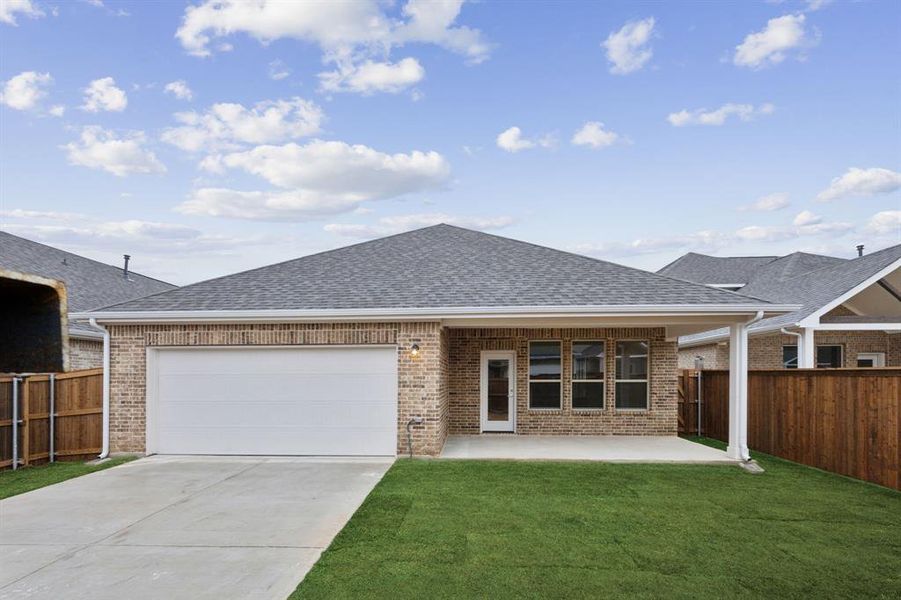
[667, 103, 775, 127]
[496, 126, 554, 153]
[175, 0, 490, 94]
[602, 17, 655, 75]
[733, 14, 813, 69]
[816, 167, 901, 202]
[48, 104, 65, 117]
[573, 230, 730, 259]
[178, 140, 451, 221]
[0, 0, 44, 26]
[81, 77, 128, 112]
[1, 71, 52, 110]
[792, 210, 821, 226]
[62, 126, 166, 177]
[164, 80, 193, 101]
[325, 213, 515, 239]
[161, 97, 324, 153]
[736, 218, 853, 242]
[804, 0, 832, 12]
[863, 210, 901, 236]
[571, 121, 620, 149]
[268, 59, 290, 81]
[319, 57, 425, 94]
[739, 192, 790, 212]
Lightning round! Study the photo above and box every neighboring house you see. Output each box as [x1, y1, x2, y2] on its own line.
[73, 225, 793, 459]
[658, 247, 901, 370]
[0, 231, 175, 371]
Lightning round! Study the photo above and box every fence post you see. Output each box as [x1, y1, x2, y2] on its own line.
[697, 370, 702, 437]
[49, 373, 56, 463]
[21, 377, 30, 467]
[11, 377, 19, 471]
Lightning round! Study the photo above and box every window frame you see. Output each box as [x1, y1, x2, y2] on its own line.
[782, 344, 844, 368]
[856, 352, 885, 368]
[528, 340, 563, 410]
[816, 344, 843, 369]
[571, 340, 606, 410]
[614, 339, 650, 411]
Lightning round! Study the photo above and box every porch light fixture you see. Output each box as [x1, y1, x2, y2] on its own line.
[410, 344, 420, 357]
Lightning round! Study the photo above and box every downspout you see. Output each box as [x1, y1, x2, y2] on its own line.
[89, 318, 111, 459]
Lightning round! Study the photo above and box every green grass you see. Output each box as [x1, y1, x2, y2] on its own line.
[0, 456, 137, 500]
[292, 441, 900, 599]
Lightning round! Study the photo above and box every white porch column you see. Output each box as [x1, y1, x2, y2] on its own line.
[727, 322, 750, 461]
[799, 327, 815, 368]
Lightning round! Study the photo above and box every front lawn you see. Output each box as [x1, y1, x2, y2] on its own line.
[0, 456, 137, 500]
[293, 443, 900, 599]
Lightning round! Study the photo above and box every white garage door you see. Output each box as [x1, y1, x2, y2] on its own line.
[147, 346, 398, 456]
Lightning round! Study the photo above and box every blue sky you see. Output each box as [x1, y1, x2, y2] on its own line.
[1, 0, 899, 285]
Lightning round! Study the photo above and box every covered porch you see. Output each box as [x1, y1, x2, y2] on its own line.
[440, 434, 737, 463]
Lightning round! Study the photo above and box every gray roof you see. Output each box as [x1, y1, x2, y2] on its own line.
[681, 243, 901, 344]
[94, 224, 771, 313]
[657, 253, 778, 285]
[0, 231, 175, 321]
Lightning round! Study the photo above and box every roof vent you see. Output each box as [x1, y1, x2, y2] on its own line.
[856, 244, 864, 257]
[123, 254, 131, 280]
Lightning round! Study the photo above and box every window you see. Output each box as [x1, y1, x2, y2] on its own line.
[783, 345, 843, 368]
[857, 352, 885, 368]
[572, 341, 604, 409]
[529, 341, 561, 409]
[782, 345, 798, 369]
[615, 341, 648, 410]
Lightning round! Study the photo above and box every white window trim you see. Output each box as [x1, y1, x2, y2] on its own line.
[571, 339, 605, 410]
[614, 339, 650, 411]
[528, 340, 562, 410]
[857, 352, 885, 367]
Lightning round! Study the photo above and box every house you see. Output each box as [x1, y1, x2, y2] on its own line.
[658, 246, 901, 369]
[0, 231, 175, 371]
[72, 224, 794, 460]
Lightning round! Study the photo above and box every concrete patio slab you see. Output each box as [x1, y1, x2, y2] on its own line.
[0, 456, 393, 600]
[439, 435, 738, 463]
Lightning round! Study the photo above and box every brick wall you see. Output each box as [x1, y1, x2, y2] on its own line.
[679, 329, 900, 369]
[447, 327, 678, 436]
[107, 322, 446, 456]
[67, 337, 103, 370]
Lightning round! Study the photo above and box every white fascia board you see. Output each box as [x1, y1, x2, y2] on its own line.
[708, 283, 746, 289]
[70, 303, 800, 325]
[68, 328, 105, 340]
[798, 257, 901, 328]
[677, 320, 798, 347]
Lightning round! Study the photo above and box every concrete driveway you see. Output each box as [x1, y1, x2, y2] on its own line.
[0, 456, 393, 599]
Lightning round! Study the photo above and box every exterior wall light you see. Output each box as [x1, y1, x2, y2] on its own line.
[410, 344, 420, 357]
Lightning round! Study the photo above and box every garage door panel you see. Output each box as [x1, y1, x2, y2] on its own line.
[150, 347, 398, 456]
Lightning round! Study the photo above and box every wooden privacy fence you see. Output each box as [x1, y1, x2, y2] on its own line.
[0, 368, 103, 470]
[679, 368, 901, 490]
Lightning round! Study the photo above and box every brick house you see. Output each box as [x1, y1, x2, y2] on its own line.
[74, 225, 793, 460]
[657, 246, 901, 370]
[0, 231, 175, 371]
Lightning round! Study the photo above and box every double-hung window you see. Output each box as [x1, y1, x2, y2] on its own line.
[529, 341, 561, 409]
[783, 345, 843, 368]
[615, 341, 649, 410]
[572, 341, 605, 409]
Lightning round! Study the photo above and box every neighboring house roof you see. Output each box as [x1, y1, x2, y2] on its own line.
[0, 231, 175, 336]
[678, 243, 901, 346]
[657, 253, 778, 285]
[86, 224, 777, 315]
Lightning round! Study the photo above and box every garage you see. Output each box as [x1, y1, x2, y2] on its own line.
[146, 346, 398, 456]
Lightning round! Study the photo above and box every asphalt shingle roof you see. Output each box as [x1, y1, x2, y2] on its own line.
[657, 253, 778, 285]
[94, 224, 770, 313]
[680, 243, 901, 344]
[0, 231, 175, 317]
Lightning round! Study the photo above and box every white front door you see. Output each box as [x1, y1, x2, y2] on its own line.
[480, 351, 516, 432]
